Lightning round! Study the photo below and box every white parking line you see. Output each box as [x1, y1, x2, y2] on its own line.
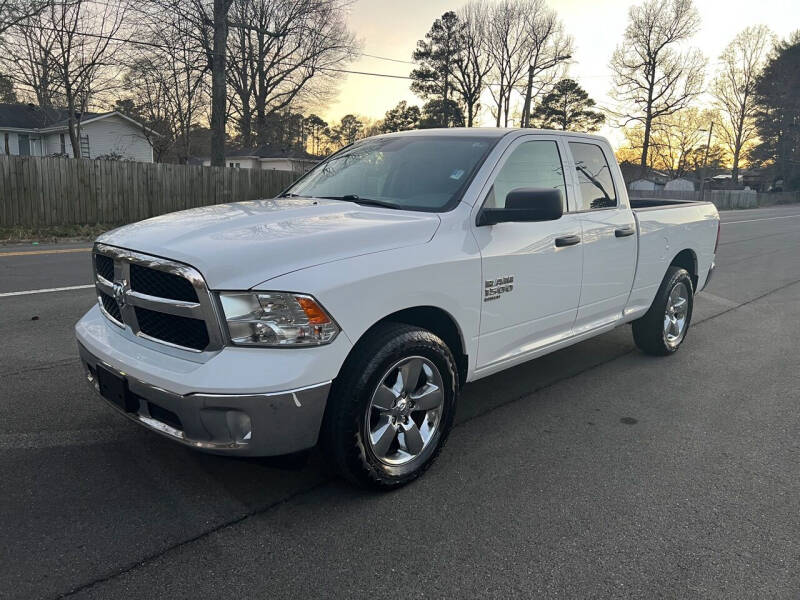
[0, 284, 94, 298]
[722, 214, 800, 225]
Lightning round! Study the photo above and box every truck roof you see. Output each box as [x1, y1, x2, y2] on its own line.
[373, 127, 610, 146]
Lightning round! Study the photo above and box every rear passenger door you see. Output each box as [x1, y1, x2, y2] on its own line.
[473, 135, 583, 372]
[567, 140, 637, 333]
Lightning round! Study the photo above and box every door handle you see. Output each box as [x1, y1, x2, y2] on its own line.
[615, 226, 635, 238]
[555, 234, 581, 247]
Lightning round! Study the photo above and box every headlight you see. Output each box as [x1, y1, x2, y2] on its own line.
[219, 292, 340, 347]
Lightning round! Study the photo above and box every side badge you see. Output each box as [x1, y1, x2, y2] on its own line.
[484, 276, 514, 301]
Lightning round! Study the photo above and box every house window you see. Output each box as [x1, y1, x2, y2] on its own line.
[18, 134, 30, 156]
[3, 132, 8, 155]
[80, 135, 90, 158]
[60, 133, 66, 155]
[229, 161, 240, 168]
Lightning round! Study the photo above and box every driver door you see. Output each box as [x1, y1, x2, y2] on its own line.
[472, 136, 583, 373]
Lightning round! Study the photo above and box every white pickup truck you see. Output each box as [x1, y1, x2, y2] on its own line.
[76, 128, 719, 488]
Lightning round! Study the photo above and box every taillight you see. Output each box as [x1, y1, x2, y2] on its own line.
[714, 220, 721, 253]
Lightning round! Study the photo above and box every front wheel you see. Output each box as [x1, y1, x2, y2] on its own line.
[632, 266, 694, 356]
[321, 323, 458, 489]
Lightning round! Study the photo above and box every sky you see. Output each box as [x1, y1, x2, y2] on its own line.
[319, 0, 798, 149]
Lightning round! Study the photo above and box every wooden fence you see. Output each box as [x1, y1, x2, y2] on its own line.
[0, 155, 299, 228]
[628, 188, 800, 210]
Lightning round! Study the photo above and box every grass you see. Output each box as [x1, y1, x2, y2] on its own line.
[0, 223, 114, 244]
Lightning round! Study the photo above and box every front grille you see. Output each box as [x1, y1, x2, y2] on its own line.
[95, 253, 114, 281]
[93, 244, 222, 352]
[99, 291, 121, 322]
[131, 263, 198, 302]
[135, 307, 209, 351]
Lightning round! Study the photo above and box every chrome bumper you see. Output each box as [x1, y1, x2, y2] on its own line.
[78, 343, 331, 457]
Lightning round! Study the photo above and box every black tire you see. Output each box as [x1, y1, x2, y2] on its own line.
[632, 266, 694, 356]
[321, 323, 458, 489]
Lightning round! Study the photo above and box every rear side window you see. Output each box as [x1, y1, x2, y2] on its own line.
[484, 140, 567, 209]
[569, 142, 617, 211]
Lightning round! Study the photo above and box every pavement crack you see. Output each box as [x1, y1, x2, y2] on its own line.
[56, 477, 334, 599]
[0, 358, 79, 378]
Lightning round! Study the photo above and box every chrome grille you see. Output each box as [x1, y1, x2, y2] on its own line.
[93, 243, 223, 353]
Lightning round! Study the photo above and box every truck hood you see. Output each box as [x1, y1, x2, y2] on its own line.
[97, 198, 440, 289]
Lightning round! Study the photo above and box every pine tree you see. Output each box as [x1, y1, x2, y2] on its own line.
[531, 79, 605, 132]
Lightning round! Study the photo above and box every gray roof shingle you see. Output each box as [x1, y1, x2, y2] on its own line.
[0, 103, 110, 130]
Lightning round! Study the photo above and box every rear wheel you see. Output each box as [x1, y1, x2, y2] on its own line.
[321, 323, 458, 489]
[632, 266, 694, 356]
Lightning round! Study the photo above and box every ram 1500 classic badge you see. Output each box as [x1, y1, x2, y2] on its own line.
[484, 276, 514, 301]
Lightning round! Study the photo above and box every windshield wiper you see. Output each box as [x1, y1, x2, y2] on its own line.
[320, 194, 400, 209]
[278, 192, 302, 198]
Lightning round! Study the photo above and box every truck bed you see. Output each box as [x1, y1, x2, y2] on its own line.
[623, 198, 719, 320]
[629, 198, 711, 210]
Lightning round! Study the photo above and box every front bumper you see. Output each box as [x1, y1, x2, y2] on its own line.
[79, 343, 331, 456]
[75, 305, 348, 456]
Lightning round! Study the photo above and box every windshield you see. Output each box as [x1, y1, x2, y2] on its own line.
[285, 135, 497, 212]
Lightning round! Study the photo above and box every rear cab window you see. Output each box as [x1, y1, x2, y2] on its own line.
[569, 142, 618, 211]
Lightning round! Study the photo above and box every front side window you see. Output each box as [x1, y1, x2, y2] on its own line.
[484, 140, 567, 209]
[569, 142, 617, 210]
[286, 135, 497, 212]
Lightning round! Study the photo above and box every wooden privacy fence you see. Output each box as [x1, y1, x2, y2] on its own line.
[0, 155, 299, 228]
[628, 188, 800, 210]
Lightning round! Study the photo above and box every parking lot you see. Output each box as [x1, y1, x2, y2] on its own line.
[1, 204, 799, 599]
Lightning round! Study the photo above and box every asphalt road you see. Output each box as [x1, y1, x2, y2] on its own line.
[1, 204, 799, 599]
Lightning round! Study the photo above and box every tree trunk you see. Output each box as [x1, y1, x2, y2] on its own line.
[210, 0, 229, 167]
[639, 114, 652, 179]
[521, 66, 534, 128]
[67, 95, 80, 158]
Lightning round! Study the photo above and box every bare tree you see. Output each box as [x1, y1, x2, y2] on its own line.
[0, 8, 62, 107]
[226, 0, 357, 148]
[610, 0, 705, 177]
[123, 6, 208, 162]
[0, 0, 47, 35]
[486, 0, 572, 128]
[149, 0, 234, 166]
[45, 0, 131, 157]
[713, 25, 774, 184]
[486, 0, 530, 127]
[648, 107, 714, 178]
[519, 3, 573, 127]
[453, 1, 492, 127]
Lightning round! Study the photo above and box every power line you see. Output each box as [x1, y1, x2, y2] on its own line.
[0, 18, 420, 79]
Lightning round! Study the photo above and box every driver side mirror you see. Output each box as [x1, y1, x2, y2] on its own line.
[476, 187, 564, 226]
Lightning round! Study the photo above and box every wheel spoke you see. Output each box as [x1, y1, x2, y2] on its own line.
[370, 416, 397, 458]
[397, 358, 424, 395]
[411, 383, 442, 412]
[671, 316, 681, 337]
[372, 383, 398, 412]
[401, 422, 424, 455]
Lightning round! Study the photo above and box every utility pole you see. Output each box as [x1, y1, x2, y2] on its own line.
[210, 0, 233, 168]
[698, 121, 714, 202]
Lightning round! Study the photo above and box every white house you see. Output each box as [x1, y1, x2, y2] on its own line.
[0, 103, 155, 162]
[664, 177, 696, 191]
[201, 145, 320, 173]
